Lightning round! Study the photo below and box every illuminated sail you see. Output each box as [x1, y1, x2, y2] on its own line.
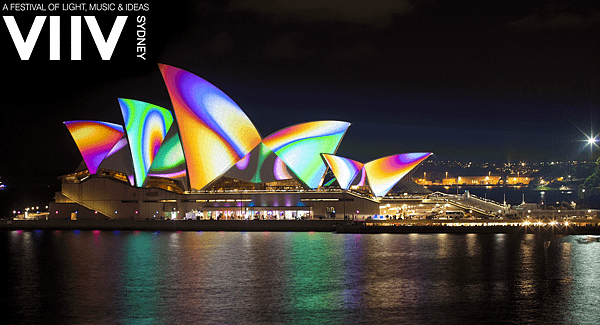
[224, 143, 294, 183]
[98, 135, 136, 186]
[146, 122, 188, 185]
[119, 99, 174, 187]
[159, 64, 262, 190]
[364, 152, 432, 197]
[352, 167, 367, 187]
[262, 121, 350, 189]
[64, 121, 124, 174]
[321, 154, 363, 190]
[63, 63, 433, 199]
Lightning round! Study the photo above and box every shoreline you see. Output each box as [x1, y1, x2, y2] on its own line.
[2, 219, 600, 235]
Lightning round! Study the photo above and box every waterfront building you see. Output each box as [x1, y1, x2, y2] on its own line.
[50, 65, 432, 220]
[504, 176, 533, 185]
[422, 175, 531, 186]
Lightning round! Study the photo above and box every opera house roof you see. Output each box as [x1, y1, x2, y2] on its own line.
[65, 64, 431, 197]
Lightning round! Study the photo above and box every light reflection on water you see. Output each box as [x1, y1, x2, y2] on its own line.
[2, 231, 600, 324]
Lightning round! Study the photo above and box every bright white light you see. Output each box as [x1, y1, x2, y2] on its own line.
[583, 129, 600, 152]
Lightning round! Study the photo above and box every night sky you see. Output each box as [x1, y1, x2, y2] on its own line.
[1, 0, 599, 179]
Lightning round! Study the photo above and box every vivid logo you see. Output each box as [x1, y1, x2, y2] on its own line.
[3, 16, 127, 60]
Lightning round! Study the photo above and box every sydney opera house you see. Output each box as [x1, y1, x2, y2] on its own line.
[49, 64, 431, 220]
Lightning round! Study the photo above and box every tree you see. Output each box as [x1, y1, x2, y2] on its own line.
[578, 157, 600, 199]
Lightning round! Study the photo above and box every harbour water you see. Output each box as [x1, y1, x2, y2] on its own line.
[428, 185, 578, 206]
[3, 230, 599, 324]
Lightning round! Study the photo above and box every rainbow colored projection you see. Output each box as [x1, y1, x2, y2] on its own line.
[98, 136, 136, 186]
[321, 154, 363, 190]
[274, 156, 294, 180]
[321, 152, 431, 196]
[364, 152, 432, 197]
[224, 143, 294, 183]
[64, 121, 124, 174]
[64, 63, 432, 198]
[147, 124, 187, 182]
[159, 64, 262, 190]
[118, 99, 174, 187]
[105, 137, 128, 158]
[262, 121, 351, 189]
[352, 168, 367, 187]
